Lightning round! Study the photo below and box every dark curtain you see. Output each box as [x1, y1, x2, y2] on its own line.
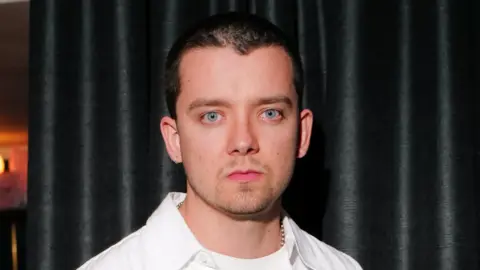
[27, 0, 479, 269]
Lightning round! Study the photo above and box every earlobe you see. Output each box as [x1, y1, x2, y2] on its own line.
[297, 109, 313, 158]
[160, 116, 182, 163]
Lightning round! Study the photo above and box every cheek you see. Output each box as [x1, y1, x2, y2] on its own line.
[261, 125, 298, 159]
[179, 126, 225, 169]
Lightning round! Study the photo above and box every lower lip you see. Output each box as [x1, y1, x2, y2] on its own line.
[228, 172, 263, 181]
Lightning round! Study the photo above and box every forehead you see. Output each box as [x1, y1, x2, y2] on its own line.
[177, 46, 296, 102]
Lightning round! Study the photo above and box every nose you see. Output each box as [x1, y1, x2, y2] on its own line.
[227, 119, 259, 156]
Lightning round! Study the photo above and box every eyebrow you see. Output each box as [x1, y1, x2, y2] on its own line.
[187, 99, 232, 112]
[187, 95, 294, 112]
[254, 96, 293, 108]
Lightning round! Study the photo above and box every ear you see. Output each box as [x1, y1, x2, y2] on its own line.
[160, 116, 182, 163]
[297, 109, 313, 158]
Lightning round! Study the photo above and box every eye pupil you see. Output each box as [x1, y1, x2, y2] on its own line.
[207, 112, 217, 121]
[265, 109, 278, 118]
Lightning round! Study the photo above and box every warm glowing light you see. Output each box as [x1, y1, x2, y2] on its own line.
[0, 155, 5, 174]
[0, 131, 28, 147]
[11, 223, 18, 270]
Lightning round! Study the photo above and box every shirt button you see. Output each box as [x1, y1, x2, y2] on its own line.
[196, 251, 215, 268]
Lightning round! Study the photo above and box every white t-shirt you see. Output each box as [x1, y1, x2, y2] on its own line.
[184, 245, 292, 270]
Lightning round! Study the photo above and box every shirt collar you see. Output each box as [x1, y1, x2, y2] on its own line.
[141, 192, 319, 270]
[283, 212, 323, 270]
[141, 192, 203, 269]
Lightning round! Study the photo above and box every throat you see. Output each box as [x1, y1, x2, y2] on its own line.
[176, 198, 286, 259]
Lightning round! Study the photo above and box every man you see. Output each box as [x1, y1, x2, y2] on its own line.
[78, 12, 362, 270]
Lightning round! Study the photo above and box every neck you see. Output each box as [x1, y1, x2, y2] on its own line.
[178, 190, 284, 259]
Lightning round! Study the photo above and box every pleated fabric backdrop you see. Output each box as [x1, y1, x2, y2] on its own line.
[27, 0, 479, 269]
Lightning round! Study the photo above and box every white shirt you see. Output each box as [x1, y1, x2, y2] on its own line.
[77, 192, 362, 270]
[185, 245, 292, 270]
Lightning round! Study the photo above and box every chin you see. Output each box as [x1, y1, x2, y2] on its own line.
[218, 191, 279, 219]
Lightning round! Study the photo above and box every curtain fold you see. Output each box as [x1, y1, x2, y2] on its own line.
[28, 0, 150, 268]
[28, 0, 479, 269]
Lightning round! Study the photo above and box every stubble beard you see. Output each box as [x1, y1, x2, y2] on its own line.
[187, 175, 288, 220]
[217, 183, 276, 218]
[185, 156, 294, 220]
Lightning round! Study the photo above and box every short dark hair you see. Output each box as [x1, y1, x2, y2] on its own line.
[164, 12, 304, 119]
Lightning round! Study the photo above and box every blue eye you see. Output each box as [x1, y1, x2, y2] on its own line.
[262, 109, 281, 119]
[202, 112, 222, 122]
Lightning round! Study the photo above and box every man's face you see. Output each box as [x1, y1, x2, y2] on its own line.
[161, 46, 312, 217]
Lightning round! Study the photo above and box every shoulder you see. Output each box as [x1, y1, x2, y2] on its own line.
[287, 219, 362, 270]
[77, 193, 191, 270]
[76, 227, 145, 270]
[304, 232, 363, 270]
